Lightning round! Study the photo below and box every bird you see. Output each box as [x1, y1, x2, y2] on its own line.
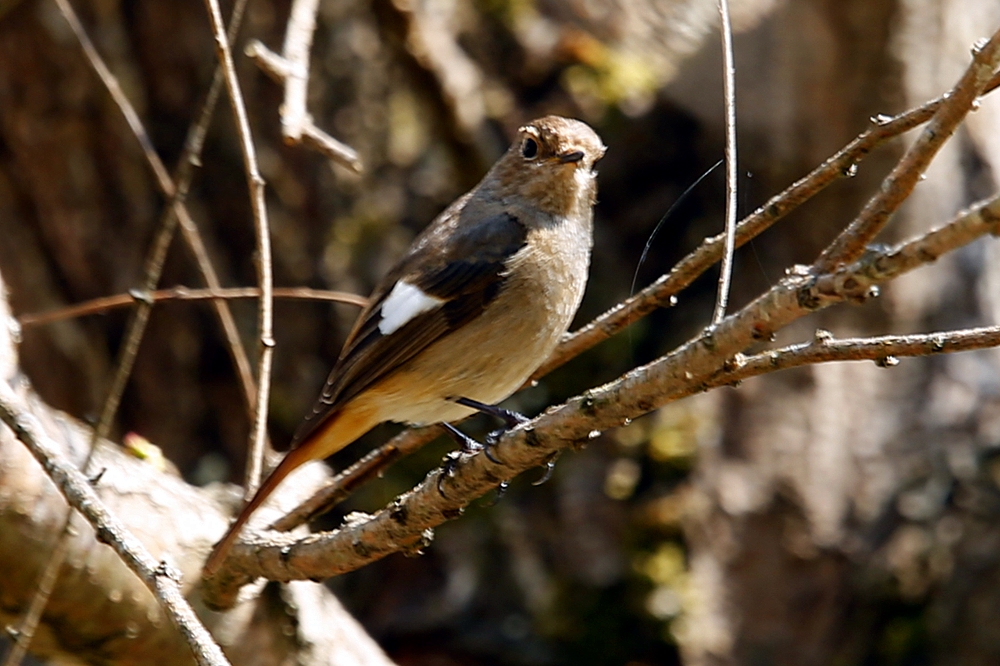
[204, 115, 606, 576]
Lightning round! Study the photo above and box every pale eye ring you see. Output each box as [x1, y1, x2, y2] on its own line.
[521, 137, 539, 159]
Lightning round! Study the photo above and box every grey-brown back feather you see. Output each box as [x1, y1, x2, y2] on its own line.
[291, 208, 527, 445]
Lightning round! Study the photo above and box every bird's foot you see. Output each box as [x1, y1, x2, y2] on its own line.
[453, 396, 529, 462]
[438, 423, 500, 495]
[454, 396, 528, 429]
[441, 421, 502, 462]
[442, 422, 482, 455]
[437, 400, 535, 496]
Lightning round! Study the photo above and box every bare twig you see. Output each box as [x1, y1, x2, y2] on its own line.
[0, 383, 231, 666]
[245, 40, 362, 172]
[268, 427, 426, 531]
[3, 0, 255, 659]
[278, 0, 317, 142]
[1, 519, 77, 666]
[202, 190, 1000, 607]
[701, 326, 1000, 391]
[49, 0, 265, 427]
[815, 29, 1000, 270]
[17, 286, 367, 328]
[712, 0, 738, 326]
[47, 0, 161, 445]
[201, 0, 274, 497]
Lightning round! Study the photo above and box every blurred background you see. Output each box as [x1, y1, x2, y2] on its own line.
[2, 0, 1000, 663]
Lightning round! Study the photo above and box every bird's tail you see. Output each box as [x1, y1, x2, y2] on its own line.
[203, 443, 314, 576]
[203, 399, 379, 576]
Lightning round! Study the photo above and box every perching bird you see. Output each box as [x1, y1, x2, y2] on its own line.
[204, 116, 605, 575]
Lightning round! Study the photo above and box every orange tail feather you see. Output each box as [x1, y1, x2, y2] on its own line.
[203, 399, 379, 576]
[203, 444, 313, 575]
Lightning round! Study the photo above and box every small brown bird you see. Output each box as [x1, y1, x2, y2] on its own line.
[204, 116, 605, 575]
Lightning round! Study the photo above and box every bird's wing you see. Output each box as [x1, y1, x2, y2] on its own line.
[292, 207, 528, 446]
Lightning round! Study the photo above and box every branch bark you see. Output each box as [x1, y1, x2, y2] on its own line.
[0, 273, 396, 665]
[0, 382, 231, 666]
[201, 187, 1000, 607]
[272, 68, 1000, 536]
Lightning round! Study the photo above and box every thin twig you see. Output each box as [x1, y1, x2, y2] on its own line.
[815, 29, 1000, 270]
[47, 0, 162, 445]
[3, 0, 258, 660]
[17, 286, 367, 328]
[3, 1, 204, 662]
[712, 0, 738, 326]
[48, 0, 264, 426]
[245, 40, 362, 172]
[168, 0, 261, 420]
[0, 383, 231, 666]
[1, 520, 76, 666]
[279, 0, 318, 142]
[702, 326, 1000, 390]
[203, 191, 1000, 606]
[269, 428, 421, 531]
[201, 0, 274, 497]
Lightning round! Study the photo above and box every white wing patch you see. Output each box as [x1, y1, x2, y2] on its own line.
[378, 280, 445, 335]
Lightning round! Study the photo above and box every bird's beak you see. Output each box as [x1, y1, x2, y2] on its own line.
[556, 151, 585, 164]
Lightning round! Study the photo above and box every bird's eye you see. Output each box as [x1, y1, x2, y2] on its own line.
[521, 138, 538, 159]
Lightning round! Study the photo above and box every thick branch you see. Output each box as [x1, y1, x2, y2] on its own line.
[0, 383, 230, 666]
[274, 70, 1000, 533]
[202, 191, 1000, 607]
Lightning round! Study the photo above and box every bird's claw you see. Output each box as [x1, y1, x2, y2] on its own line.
[437, 450, 463, 497]
[531, 452, 561, 486]
[484, 480, 510, 506]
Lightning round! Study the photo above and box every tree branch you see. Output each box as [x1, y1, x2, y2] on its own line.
[712, 0, 738, 325]
[814, 28, 1000, 270]
[16, 286, 367, 329]
[700, 325, 1000, 391]
[0, 383, 231, 666]
[201, 0, 275, 496]
[202, 187, 1000, 607]
[3, 0, 260, 660]
[244, 24, 363, 172]
[536, 66, 1000, 380]
[272, 69, 1000, 534]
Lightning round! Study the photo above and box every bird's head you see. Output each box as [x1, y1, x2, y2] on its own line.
[488, 116, 606, 219]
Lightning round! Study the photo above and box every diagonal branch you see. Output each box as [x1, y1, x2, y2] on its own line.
[202, 183, 1000, 606]
[814, 28, 1000, 270]
[2, 0, 257, 662]
[0, 383, 231, 666]
[244, 0, 363, 174]
[536, 67, 1000, 380]
[699, 325, 1000, 392]
[52, 0, 262, 424]
[271, 68, 1000, 533]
